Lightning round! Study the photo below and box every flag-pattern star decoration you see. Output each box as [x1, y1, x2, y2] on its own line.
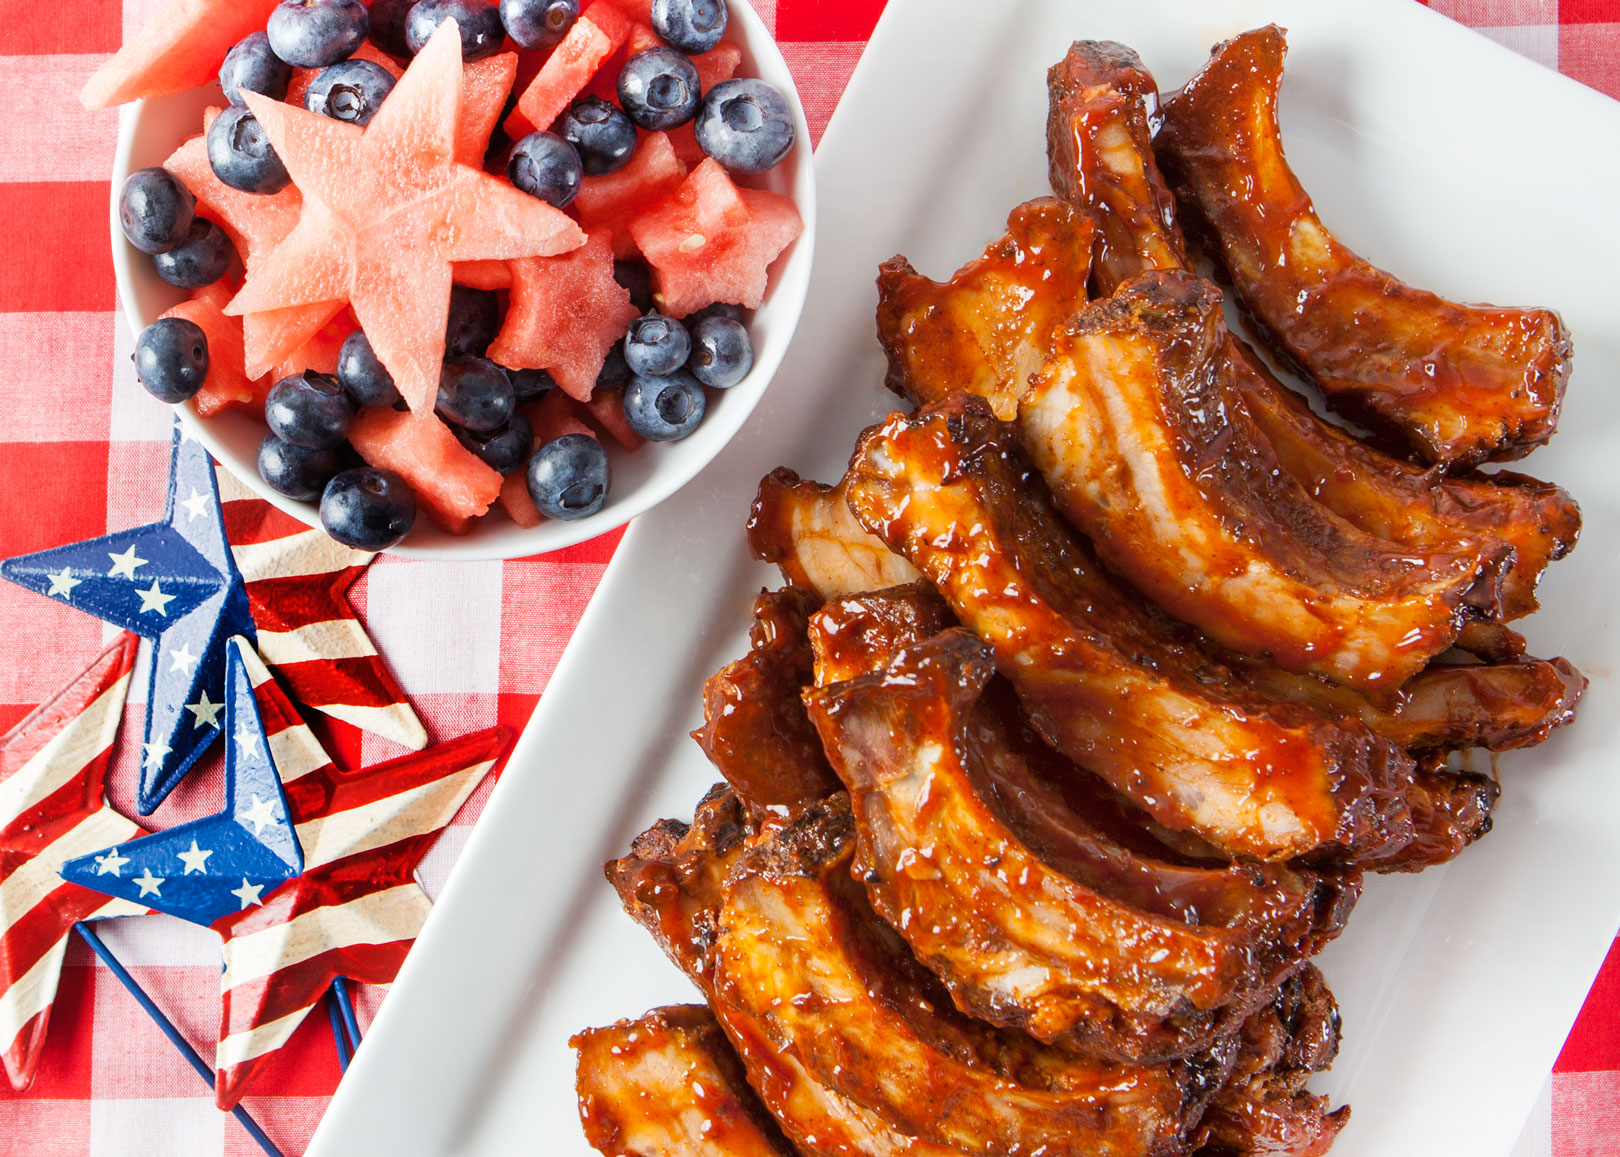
[0, 424, 254, 814]
[65, 637, 511, 1107]
[214, 468, 426, 750]
[0, 634, 149, 1091]
[60, 638, 303, 927]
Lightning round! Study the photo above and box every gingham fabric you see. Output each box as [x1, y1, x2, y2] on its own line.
[0, 0, 1614, 1153]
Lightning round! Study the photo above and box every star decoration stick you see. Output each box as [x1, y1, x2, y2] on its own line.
[214, 468, 426, 750]
[227, 21, 586, 414]
[61, 638, 303, 926]
[1, 425, 255, 813]
[67, 638, 511, 1106]
[0, 634, 148, 1091]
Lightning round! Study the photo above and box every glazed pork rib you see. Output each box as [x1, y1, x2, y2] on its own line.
[573, 1005, 799, 1156]
[805, 626, 1343, 1063]
[1035, 39, 1580, 623]
[1022, 268, 1502, 690]
[841, 396, 1416, 865]
[874, 197, 1094, 420]
[1155, 25, 1571, 466]
[746, 468, 920, 603]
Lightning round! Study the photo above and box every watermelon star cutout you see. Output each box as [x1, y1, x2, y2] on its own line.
[226, 20, 586, 415]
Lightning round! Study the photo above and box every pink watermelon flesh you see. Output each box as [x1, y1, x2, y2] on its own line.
[274, 308, 359, 380]
[81, 0, 282, 109]
[458, 52, 519, 165]
[453, 259, 514, 289]
[627, 158, 802, 317]
[581, 387, 645, 449]
[349, 409, 503, 534]
[573, 130, 685, 247]
[162, 293, 267, 418]
[242, 300, 347, 380]
[498, 393, 598, 526]
[595, 0, 653, 22]
[165, 116, 303, 265]
[666, 122, 704, 170]
[505, 4, 631, 138]
[487, 231, 639, 401]
[691, 42, 743, 91]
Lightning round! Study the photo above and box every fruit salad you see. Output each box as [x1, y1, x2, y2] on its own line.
[93, 0, 804, 551]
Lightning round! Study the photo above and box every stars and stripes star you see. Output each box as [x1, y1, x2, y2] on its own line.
[67, 638, 509, 1108]
[0, 634, 148, 1093]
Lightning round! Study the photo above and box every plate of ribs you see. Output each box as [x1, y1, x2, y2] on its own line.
[307, 1, 1620, 1154]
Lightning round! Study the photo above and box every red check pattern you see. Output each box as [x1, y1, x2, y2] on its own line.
[0, 0, 1614, 1153]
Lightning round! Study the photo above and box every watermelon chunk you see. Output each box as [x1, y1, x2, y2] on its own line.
[625, 23, 661, 56]
[164, 117, 303, 265]
[487, 231, 639, 400]
[349, 409, 503, 534]
[505, 3, 632, 138]
[666, 122, 704, 170]
[497, 393, 597, 526]
[627, 158, 803, 317]
[452, 259, 513, 289]
[274, 309, 360, 380]
[595, 0, 653, 22]
[458, 52, 519, 165]
[691, 43, 743, 92]
[580, 387, 645, 449]
[162, 291, 269, 418]
[573, 130, 685, 254]
[242, 300, 348, 380]
[81, 0, 282, 109]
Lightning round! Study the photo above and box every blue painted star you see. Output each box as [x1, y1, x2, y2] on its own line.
[60, 637, 302, 927]
[1, 423, 256, 813]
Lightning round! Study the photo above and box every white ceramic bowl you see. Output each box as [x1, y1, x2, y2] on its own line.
[110, 0, 815, 560]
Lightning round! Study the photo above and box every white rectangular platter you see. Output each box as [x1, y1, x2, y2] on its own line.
[309, 0, 1620, 1153]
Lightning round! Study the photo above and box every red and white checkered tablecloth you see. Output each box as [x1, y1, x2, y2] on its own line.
[0, 0, 1615, 1153]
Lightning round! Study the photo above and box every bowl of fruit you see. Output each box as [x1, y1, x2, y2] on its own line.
[101, 0, 814, 558]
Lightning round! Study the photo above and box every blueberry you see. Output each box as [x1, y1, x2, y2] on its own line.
[266, 372, 355, 449]
[406, 0, 504, 59]
[507, 131, 582, 207]
[267, 0, 370, 68]
[134, 318, 209, 403]
[321, 468, 416, 550]
[695, 78, 795, 174]
[596, 342, 631, 391]
[687, 315, 752, 388]
[367, 0, 416, 58]
[500, 0, 577, 49]
[507, 367, 556, 403]
[445, 286, 502, 356]
[337, 329, 404, 408]
[613, 260, 654, 314]
[306, 59, 397, 126]
[437, 355, 514, 432]
[557, 96, 637, 176]
[617, 47, 700, 131]
[651, 0, 725, 54]
[686, 301, 746, 325]
[207, 105, 290, 194]
[527, 434, 609, 520]
[456, 412, 533, 474]
[152, 219, 236, 289]
[623, 311, 691, 376]
[219, 32, 292, 104]
[623, 369, 706, 441]
[119, 168, 196, 255]
[258, 434, 340, 500]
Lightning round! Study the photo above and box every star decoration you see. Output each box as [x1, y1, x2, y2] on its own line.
[61, 637, 303, 928]
[68, 638, 510, 1107]
[227, 21, 586, 414]
[45, 569, 80, 598]
[186, 690, 223, 729]
[0, 635, 148, 1092]
[0, 424, 255, 813]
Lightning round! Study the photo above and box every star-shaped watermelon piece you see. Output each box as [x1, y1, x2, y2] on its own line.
[226, 21, 587, 415]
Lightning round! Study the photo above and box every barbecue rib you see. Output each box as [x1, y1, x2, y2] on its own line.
[746, 468, 920, 603]
[691, 588, 841, 818]
[714, 797, 1234, 1157]
[874, 197, 1094, 420]
[805, 627, 1343, 1062]
[1035, 39, 1579, 624]
[1022, 269, 1502, 690]
[1155, 25, 1571, 466]
[841, 396, 1416, 865]
[573, 1005, 798, 1157]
